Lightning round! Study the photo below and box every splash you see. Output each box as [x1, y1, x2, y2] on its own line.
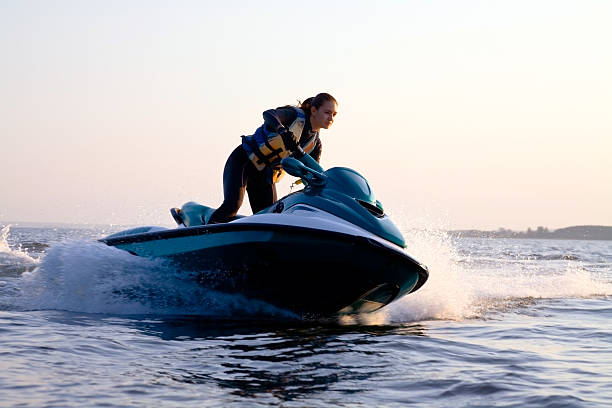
[0, 225, 9, 252]
[385, 227, 474, 323]
[4, 239, 294, 317]
[356, 214, 612, 325]
[0, 225, 39, 277]
[1, 225, 36, 259]
[3, 222, 610, 322]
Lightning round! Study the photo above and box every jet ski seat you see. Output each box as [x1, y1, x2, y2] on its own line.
[171, 202, 245, 227]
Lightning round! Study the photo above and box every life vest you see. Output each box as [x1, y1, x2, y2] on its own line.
[242, 107, 308, 171]
[269, 129, 319, 183]
[300, 132, 319, 155]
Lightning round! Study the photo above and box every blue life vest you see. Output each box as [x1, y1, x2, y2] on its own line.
[242, 107, 314, 171]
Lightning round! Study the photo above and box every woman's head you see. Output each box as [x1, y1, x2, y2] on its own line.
[300, 93, 338, 131]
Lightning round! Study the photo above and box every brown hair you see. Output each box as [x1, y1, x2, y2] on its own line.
[299, 93, 337, 116]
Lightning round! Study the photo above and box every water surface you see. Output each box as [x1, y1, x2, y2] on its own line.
[1, 224, 610, 407]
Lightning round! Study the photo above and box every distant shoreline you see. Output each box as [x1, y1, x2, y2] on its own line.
[3, 222, 612, 241]
[449, 225, 612, 241]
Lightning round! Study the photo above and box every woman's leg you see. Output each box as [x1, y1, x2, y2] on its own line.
[245, 166, 277, 214]
[208, 146, 249, 224]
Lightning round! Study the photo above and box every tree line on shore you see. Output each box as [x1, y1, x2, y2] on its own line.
[450, 225, 612, 240]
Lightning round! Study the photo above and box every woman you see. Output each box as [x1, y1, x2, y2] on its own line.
[208, 92, 338, 224]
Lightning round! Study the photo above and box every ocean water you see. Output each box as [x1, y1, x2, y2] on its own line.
[0, 223, 611, 407]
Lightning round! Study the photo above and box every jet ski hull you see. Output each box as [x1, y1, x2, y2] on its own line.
[101, 223, 428, 317]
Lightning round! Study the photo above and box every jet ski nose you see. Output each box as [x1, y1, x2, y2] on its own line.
[338, 283, 401, 314]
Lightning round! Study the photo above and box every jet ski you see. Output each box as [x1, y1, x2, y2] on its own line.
[101, 155, 428, 317]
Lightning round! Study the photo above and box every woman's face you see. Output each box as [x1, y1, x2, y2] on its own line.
[310, 100, 338, 131]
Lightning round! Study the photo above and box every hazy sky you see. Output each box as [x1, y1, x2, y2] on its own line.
[1, 0, 611, 230]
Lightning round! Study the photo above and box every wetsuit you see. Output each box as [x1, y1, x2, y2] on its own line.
[208, 107, 322, 224]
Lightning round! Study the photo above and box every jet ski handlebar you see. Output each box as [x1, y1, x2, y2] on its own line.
[281, 157, 328, 187]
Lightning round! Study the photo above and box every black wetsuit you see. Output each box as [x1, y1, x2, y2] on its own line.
[208, 107, 322, 224]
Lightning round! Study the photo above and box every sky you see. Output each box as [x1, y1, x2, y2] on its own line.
[1, 0, 611, 230]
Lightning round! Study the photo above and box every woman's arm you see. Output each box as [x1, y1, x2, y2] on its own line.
[262, 107, 298, 132]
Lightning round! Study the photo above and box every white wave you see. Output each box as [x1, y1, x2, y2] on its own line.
[362, 219, 612, 325]
[1, 225, 38, 262]
[384, 227, 475, 323]
[3, 221, 610, 322]
[6, 239, 293, 317]
[0, 225, 39, 280]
